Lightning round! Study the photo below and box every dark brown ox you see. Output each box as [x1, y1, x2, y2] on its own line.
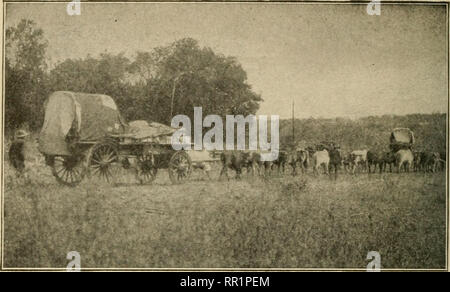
[367, 151, 383, 173]
[381, 151, 396, 173]
[271, 151, 289, 174]
[285, 150, 308, 176]
[295, 149, 310, 174]
[413, 151, 421, 172]
[420, 152, 440, 172]
[219, 151, 251, 180]
[244, 151, 272, 176]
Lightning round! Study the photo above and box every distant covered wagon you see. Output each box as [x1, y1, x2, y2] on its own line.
[38, 91, 193, 186]
[389, 128, 415, 152]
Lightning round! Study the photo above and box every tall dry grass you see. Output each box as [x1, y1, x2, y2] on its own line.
[2, 151, 447, 269]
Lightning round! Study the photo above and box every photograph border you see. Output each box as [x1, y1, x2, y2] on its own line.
[0, 0, 448, 272]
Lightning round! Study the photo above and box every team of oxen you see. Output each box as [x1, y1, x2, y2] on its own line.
[217, 145, 446, 179]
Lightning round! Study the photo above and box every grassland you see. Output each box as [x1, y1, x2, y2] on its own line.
[2, 156, 447, 269]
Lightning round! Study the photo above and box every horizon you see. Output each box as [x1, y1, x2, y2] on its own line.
[280, 111, 446, 121]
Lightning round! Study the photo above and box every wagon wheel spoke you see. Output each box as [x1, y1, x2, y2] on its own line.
[55, 165, 65, 175]
[104, 168, 112, 183]
[72, 167, 81, 177]
[101, 152, 116, 163]
[91, 157, 101, 164]
[61, 169, 68, 181]
[69, 171, 76, 184]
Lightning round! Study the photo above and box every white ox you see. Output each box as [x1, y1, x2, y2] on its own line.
[395, 149, 414, 173]
[312, 150, 330, 175]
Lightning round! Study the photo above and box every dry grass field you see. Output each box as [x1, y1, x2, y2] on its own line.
[2, 144, 447, 269]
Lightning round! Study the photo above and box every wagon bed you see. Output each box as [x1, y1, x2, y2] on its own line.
[39, 91, 195, 187]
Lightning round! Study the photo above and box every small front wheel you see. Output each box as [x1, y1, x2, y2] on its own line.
[135, 154, 158, 184]
[86, 141, 119, 183]
[168, 151, 192, 184]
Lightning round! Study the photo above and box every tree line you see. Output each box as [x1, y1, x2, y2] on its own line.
[5, 19, 262, 135]
[280, 113, 446, 153]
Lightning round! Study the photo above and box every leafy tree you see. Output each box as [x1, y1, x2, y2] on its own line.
[129, 38, 262, 124]
[48, 53, 138, 120]
[5, 19, 49, 132]
[49, 53, 131, 97]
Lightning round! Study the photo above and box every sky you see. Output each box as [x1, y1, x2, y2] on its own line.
[5, 2, 448, 119]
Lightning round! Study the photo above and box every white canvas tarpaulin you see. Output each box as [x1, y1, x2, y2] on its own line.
[389, 128, 415, 152]
[390, 128, 415, 144]
[122, 120, 183, 145]
[39, 91, 188, 155]
[127, 120, 177, 140]
[38, 92, 77, 156]
[39, 91, 125, 155]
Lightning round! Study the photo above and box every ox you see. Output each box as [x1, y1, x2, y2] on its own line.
[367, 151, 383, 173]
[219, 151, 251, 180]
[349, 150, 368, 173]
[395, 149, 414, 173]
[295, 149, 310, 174]
[420, 152, 441, 172]
[284, 149, 309, 176]
[381, 151, 396, 173]
[244, 151, 273, 176]
[271, 151, 288, 174]
[312, 149, 330, 175]
[413, 151, 421, 172]
[192, 162, 212, 179]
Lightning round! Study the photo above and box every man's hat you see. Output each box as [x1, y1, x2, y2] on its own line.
[15, 129, 30, 139]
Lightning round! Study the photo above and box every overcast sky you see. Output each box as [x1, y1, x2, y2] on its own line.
[5, 2, 448, 119]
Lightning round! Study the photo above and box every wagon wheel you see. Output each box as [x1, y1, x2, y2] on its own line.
[51, 155, 86, 187]
[135, 153, 158, 184]
[168, 151, 192, 184]
[86, 141, 119, 183]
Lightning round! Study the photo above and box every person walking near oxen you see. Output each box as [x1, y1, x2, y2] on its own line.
[8, 129, 30, 181]
[328, 144, 342, 179]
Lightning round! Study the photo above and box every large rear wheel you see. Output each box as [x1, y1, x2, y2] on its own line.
[51, 155, 86, 187]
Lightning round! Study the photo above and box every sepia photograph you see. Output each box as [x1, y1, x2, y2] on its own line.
[0, 1, 448, 273]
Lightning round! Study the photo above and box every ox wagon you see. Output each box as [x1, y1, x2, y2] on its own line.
[38, 91, 195, 186]
[389, 128, 415, 152]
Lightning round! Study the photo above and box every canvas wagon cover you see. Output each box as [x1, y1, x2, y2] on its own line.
[390, 128, 415, 144]
[39, 91, 125, 155]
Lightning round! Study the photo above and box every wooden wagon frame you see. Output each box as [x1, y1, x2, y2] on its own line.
[39, 91, 193, 187]
[45, 134, 193, 187]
